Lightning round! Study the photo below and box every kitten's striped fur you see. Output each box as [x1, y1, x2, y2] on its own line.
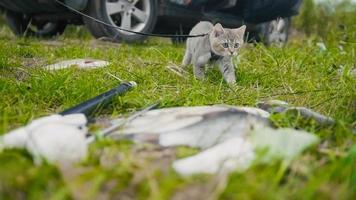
[183, 21, 246, 84]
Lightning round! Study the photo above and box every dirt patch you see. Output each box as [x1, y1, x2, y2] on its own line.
[21, 57, 45, 68]
[17, 57, 45, 80]
[172, 183, 213, 200]
[90, 38, 121, 49]
[41, 40, 64, 47]
[0, 57, 44, 81]
[172, 173, 228, 200]
[58, 143, 178, 199]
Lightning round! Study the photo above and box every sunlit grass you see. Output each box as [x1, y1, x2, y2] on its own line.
[0, 3, 355, 199]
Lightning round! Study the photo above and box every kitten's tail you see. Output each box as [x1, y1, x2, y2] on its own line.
[182, 51, 192, 67]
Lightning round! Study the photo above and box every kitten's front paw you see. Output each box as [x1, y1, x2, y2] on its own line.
[193, 68, 205, 80]
[194, 74, 205, 80]
[227, 82, 240, 91]
[226, 79, 238, 88]
[226, 79, 236, 85]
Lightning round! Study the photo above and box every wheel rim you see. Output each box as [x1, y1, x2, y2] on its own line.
[105, 0, 151, 35]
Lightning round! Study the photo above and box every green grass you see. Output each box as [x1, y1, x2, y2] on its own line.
[0, 2, 355, 199]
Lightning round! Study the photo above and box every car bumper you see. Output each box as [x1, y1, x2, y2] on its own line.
[0, 0, 87, 14]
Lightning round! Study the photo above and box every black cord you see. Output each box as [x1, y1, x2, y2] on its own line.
[55, 0, 208, 38]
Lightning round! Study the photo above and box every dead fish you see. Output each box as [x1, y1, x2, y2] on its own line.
[159, 109, 271, 149]
[109, 106, 271, 149]
[107, 105, 319, 176]
[173, 127, 319, 176]
[257, 100, 335, 126]
[173, 137, 255, 175]
[256, 99, 289, 112]
[45, 59, 109, 70]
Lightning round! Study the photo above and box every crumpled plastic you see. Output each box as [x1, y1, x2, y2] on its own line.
[173, 137, 255, 175]
[0, 103, 322, 176]
[171, 127, 319, 176]
[111, 105, 320, 176]
[0, 114, 88, 165]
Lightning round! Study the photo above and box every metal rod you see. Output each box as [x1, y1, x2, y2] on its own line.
[60, 81, 137, 117]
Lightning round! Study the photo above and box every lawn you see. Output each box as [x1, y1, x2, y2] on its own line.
[0, 1, 355, 199]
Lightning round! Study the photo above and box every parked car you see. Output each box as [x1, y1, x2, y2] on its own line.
[0, 0, 302, 45]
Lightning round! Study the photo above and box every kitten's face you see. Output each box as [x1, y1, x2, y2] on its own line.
[209, 24, 246, 57]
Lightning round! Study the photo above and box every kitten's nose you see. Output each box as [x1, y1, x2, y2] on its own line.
[228, 48, 234, 55]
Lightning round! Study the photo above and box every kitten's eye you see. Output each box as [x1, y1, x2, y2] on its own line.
[222, 43, 228, 48]
[234, 43, 240, 48]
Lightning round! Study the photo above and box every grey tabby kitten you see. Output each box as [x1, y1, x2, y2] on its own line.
[182, 21, 246, 84]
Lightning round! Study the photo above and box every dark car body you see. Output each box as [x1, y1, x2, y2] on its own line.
[0, 0, 301, 44]
[0, 0, 242, 30]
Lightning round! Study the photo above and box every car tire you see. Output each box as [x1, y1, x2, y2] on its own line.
[83, 0, 107, 38]
[5, 10, 66, 37]
[258, 17, 291, 46]
[84, 0, 158, 42]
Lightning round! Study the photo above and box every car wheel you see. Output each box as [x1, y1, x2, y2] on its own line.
[84, 0, 158, 42]
[258, 17, 291, 46]
[83, 0, 108, 38]
[5, 10, 66, 37]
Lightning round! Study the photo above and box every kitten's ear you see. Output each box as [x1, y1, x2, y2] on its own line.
[234, 25, 246, 37]
[213, 23, 224, 37]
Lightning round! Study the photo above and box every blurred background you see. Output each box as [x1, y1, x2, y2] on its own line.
[0, 0, 355, 45]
